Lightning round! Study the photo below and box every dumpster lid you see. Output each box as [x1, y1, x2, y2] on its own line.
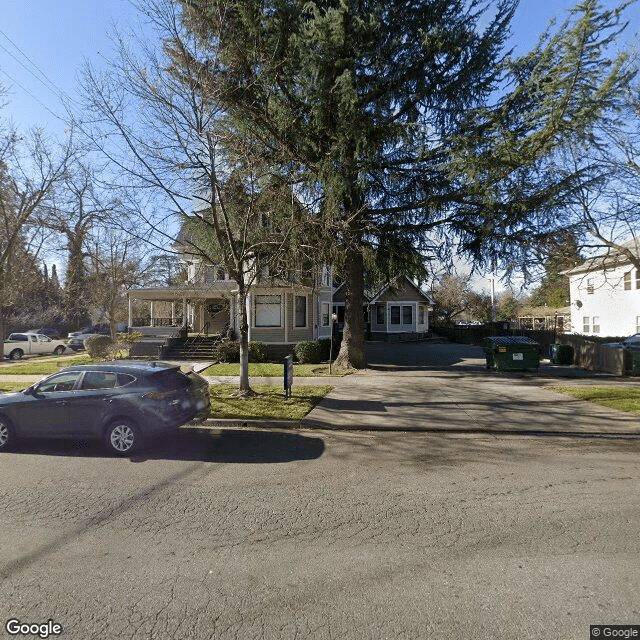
[484, 335, 540, 346]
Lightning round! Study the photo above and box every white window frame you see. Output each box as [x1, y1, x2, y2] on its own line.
[254, 295, 282, 327]
[376, 305, 385, 325]
[624, 271, 632, 291]
[592, 316, 600, 334]
[583, 316, 590, 333]
[418, 306, 425, 325]
[390, 305, 401, 325]
[402, 305, 413, 325]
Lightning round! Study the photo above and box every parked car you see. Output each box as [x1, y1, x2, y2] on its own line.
[0, 360, 211, 454]
[28, 326, 66, 340]
[67, 333, 107, 351]
[68, 325, 109, 339]
[3, 333, 69, 360]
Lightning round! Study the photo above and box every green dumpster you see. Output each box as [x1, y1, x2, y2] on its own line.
[625, 348, 640, 375]
[550, 343, 573, 365]
[483, 336, 541, 372]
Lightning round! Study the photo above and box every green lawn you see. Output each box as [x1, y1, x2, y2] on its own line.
[209, 384, 332, 420]
[0, 355, 93, 375]
[551, 386, 640, 415]
[201, 362, 344, 377]
[0, 383, 26, 393]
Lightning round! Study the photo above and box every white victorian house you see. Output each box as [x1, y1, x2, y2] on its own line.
[563, 240, 640, 337]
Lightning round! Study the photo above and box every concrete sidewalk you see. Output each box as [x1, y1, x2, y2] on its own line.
[2, 343, 638, 436]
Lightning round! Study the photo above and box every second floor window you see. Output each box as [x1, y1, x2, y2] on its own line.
[587, 278, 594, 295]
[624, 271, 632, 291]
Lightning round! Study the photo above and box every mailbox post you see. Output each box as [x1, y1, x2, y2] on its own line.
[283, 355, 294, 399]
[329, 313, 338, 374]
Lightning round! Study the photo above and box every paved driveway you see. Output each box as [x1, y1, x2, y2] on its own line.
[302, 342, 640, 435]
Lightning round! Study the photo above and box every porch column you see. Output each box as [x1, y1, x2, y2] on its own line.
[150, 301, 154, 327]
[127, 294, 133, 328]
[171, 302, 175, 324]
[182, 297, 188, 327]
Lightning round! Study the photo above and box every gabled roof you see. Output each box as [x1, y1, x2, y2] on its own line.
[331, 282, 372, 303]
[369, 275, 434, 306]
[562, 238, 640, 276]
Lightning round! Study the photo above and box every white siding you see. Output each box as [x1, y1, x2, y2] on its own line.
[569, 264, 640, 336]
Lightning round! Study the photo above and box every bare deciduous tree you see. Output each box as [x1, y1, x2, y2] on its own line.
[80, 1, 317, 394]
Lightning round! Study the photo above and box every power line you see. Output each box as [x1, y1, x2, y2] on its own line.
[0, 26, 80, 123]
[0, 68, 66, 123]
[0, 28, 66, 100]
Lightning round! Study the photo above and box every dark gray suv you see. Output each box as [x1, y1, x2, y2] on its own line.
[0, 361, 211, 455]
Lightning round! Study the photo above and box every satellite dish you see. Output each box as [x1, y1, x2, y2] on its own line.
[575, 300, 583, 308]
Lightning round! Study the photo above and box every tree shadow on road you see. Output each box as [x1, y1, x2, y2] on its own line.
[8, 428, 325, 464]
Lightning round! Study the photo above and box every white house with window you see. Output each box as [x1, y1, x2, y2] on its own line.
[564, 241, 640, 337]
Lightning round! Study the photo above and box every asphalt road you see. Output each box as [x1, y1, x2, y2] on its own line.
[1, 426, 639, 640]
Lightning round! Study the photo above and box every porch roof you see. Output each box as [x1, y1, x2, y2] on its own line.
[127, 285, 237, 301]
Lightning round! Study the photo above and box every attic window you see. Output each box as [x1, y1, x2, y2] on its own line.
[587, 278, 594, 295]
[624, 271, 632, 291]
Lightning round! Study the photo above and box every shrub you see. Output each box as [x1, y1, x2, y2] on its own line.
[84, 335, 118, 360]
[316, 337, 341, 361]
[249, 341, 267, 363]
[214, 339, 240, 363]
[294, 340, 323, 364]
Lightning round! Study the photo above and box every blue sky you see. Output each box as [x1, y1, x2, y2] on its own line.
[1, 0, 638, 138]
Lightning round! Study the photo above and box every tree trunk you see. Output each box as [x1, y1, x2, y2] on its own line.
[334, 245, 367, 370]
[236, 283, 254, 396]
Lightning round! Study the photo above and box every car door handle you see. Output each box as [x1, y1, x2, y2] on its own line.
[56, 400, 68, 406]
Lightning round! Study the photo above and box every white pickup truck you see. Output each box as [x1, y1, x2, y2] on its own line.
[2, 332, 68, 360]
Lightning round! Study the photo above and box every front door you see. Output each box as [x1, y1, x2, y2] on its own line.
[19, 371, 84, 437]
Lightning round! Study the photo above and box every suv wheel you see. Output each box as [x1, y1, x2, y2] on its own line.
[0, 417, 15, 451]
[9, 349, 23, 360]
[105, 420, 141, 455]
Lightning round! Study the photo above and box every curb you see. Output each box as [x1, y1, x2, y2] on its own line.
[191, 418, 640, 439]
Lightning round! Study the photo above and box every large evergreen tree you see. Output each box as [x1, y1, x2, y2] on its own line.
[169, 0, 631, 368]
